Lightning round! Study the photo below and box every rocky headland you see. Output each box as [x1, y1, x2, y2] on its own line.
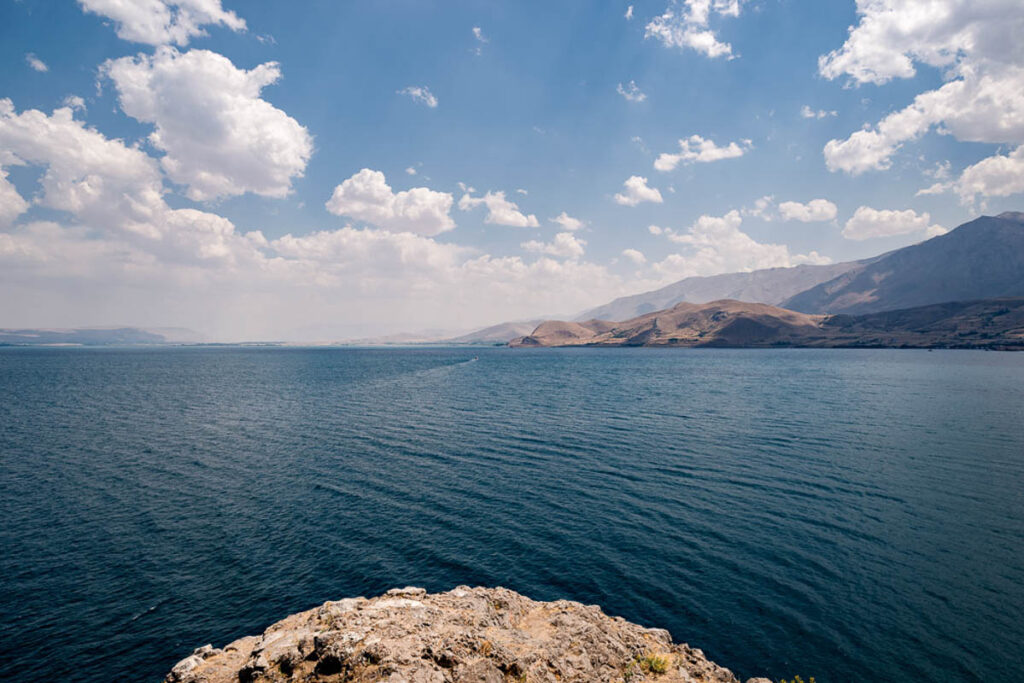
[165, 586, 767, 683]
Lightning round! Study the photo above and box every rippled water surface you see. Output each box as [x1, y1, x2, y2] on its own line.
[2, 347, 1023, 682]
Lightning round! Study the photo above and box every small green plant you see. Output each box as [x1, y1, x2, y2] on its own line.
[639, 653, 671, 674]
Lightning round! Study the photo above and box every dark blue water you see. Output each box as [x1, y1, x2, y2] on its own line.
[1, 347, 1023, 682]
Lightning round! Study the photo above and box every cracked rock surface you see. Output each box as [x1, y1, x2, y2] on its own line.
[165, 586, 764, 683]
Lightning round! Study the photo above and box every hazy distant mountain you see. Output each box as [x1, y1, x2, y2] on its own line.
[577, 261, 862, 322]
[783, 212, 1024, 314]
[0, 327, 203, 345]
[511, 298, 1024, 350]
[444, 320, 542, 344]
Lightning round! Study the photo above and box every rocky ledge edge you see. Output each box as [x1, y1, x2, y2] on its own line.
[166, 586, 769, 683]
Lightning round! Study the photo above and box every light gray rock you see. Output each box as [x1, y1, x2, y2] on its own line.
[164, 586, 759, 682]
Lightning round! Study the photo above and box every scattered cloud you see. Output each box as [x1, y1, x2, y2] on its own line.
[399, 85, 438, 108]
[625, 5, 634, 20]
[650, 210, 831, 280]
[654, 134, 751, 171]
[325, 169, 455, 236]
[61, 95, 86, 112]
[617, 80, 647, 102]
[405, 166, 417, 175]
[821, 1, 1024, 175]
[0, 101, 624, 339]
[0, 168, 29, 228]
[778, 199, 838, 222]
[25, 53, 48, 72]
[801, 105, 836, 119]
[622, 248, 646, 264]
[842, 206, 946, 241]
[459, 189, 539, 227]
[648, 225, 664, 235]
[522, 232, 586, 259]
[103, 47, 312, 201]
[645, 0, 745, 59]
[551, 211, 584, 231]
[614, 175, 663, 206]
[78, 0, 246, 46]
[742, 195, 775, 220]
[954, 146, 1024, 204]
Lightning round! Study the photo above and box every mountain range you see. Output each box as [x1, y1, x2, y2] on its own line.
[581, 212, 1024, 321]
[510, 298, 1024, 350]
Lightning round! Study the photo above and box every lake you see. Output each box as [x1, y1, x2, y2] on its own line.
[1, 347, 1022, 681]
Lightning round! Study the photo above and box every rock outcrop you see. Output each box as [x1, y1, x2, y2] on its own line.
[165, 586, 766, 683]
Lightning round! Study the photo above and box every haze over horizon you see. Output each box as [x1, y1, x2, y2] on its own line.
[3, 1, 1024, 340]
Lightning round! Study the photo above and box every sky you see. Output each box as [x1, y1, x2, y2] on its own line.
[1, 0, 1023, 340]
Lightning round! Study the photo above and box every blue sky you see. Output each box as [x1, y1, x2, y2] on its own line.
[2, 1, 1023, 339]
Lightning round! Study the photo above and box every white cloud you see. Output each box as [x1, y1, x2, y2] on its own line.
[648, 224, 664, 235]
[645, 0, 744, 59]
[742, 194, 775, 220]
[551, 211, 584, 231]
[0, 101, 628, 340]
[954, 145, 1024, 203]
[651, 209, 831, 280]
[622, 248, 646, 264]
[522, 232, 586, 260]
[842, 206, 946, 241]
[778, 199, 838, 222]
[654, 134, 751, 171]
[459, 189, 539, 227]
[617, 80, 647, 103]
[614, 176, 663, 206]
[25, 53, 48, 72]
[405, 166, 417, 175]
[801, 105, 836, 119]
[625, 5, 634, 20]
[78, 0, 246, 46]
[61, 95, 86, 112]
[325, 169, 455, 236]
[821, 1, 1024, 175]
[0, 99, 168, 238]
[0, 169, 29, 227]
[103, 47, 312, 201]
[398, 86, 438, 108]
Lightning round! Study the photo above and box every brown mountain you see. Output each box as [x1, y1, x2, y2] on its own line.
[782, 212, 1024, 314]
[577, 261, 861, 321]
[510, 298, 1024, 349]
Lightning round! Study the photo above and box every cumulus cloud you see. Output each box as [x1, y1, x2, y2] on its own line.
[625, 5, 634, 20]
[521, 232, 586, 260]
[614, 175, 663, 206]
[0, 99, 168, 238]
[654, 134, 751, 171]
[617, 81, 647, 103]
[551, 211, 584, 231]
[650, 210, 830, 280]
[0, 169, 29, 227]
[325, 169, 455, 236]
[25, 53, 48, 72]
[778, 199, 838, 222]
[842, 206, 946, 241]
[622, 248, 646, 264]
[398, 86, 438, 108]
[645, 0, 744, 59]
[954, 146, 1024, 204]
[801, 105, 836, 119]
[0, 101, 626, 339]
[61, 95, 86, 112]
[103, 47, 312, 201]
[78, 0, 246, 46]
[821, 1, 1024, 176]
[459, 190, 539, 227]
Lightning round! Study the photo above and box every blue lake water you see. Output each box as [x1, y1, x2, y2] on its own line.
[1, 347, 1023, 682]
